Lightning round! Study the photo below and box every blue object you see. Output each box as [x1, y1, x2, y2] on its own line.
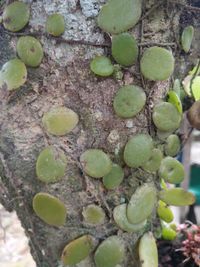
[189, 164, 200, 205]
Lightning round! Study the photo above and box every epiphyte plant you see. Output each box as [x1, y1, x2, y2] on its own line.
[113, 203, 147, 232]
[111, 33, 138, 66]
[123, 134, 153, 168]
[152, 102, 182, 132]
[113, 85, 146, 118]
[2, 1, 30, 32]
[46, 13, 65, 37]
[181, 25, 194, 53]
[159, 188, 196, 206]
[42, 106, 79, 136]
[142, 148, 163, 173]
[97, 0, 142, 34]
[164, 134, 181, 157]
[17, 36, 44, 67]
[127, 183, 157, 224]
[61, 235, 95, 265]
[1, 0, 197, 266]
[139, 232, 158, 267]
[90, 56, 114, 77]
[82, 204, 105, 225]
[36, 146, 67, 183]
[157, 200, 174, 223]
[102, 163, 124, 190]
[94, 236, 125, 267]
[0, 58, 27, 90]
[140, 46, 175, 81]
[80, 149, 112, 178]
[32, 192, 67, 226]
[158, 156, 185, 184]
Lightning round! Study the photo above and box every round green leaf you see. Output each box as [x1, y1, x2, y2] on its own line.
[3, 1, 30, 32]
[159, 188, 196, 206]
[97, 0, 142, 34]
[165, 134, 180, 157]
[142, 148, 163, 172]
[94, 236, 125, 267]
[173, 79, 181, 98]
[152, 102, 182, 132]
[82, 204, 105, 225]
[103, 163, 124, 190]
[90, 56, 114, 77]
[46, 13, 65, 37]
[61, 235, 94, 265]
[157, 200, 174, 223]
[111, 33, 138, 66]
[80, 149, 112, 178]
[139, 232, 158, 267]
[127, 183, 157, 224]
[157, 129, 174, 141]
[181, 26, 194, 53]
[140, 46, 175, 81]
[17, 36, 44, 67]
[124, 134, 153, 168]
[0, 58, 27, 91]
[159, 157, 184, 184]
[162, 227, 176, 241]
[191, 76, 200, 101]
[113, 204, 147, 232]
[42, 106, 79, 136]
[113, 85, 146, 118]
[166, 91, 182, 114]
[33, 192, 67, 226]
[36, 146, 67, 183]
[182, 75, 192, 96]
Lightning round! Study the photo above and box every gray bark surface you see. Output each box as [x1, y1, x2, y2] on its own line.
[0, 1, 199, 266]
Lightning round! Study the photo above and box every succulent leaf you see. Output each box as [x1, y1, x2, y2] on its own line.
[0, 58, 27, 90]
[142, 148, 163, 172]
[113, 85, 146, 118]
[90, 56, 114, 77]
[32, 192, 67, 226]
[153, 102, 182, 132]
[42, 106, 79, 136]
[139, 232, 158, 267]
[111, 33, 138, 66]
[3, 1, 30, 32]
[157, 200, 174, 223]
[127, 183, 157, 224]
[80, 149, 112, 178]
[61, 235, 94, 265]
[124, 134, 153, 168]
[166, 91, 182, 114]
[36, 146, 67, 183]
[97, 0, 142, 34]
[103, 163, 124, 190]
[113, 204, 146, 232]
[94, 236, 125, 267]
[164, 134, 181, 157]
[82, 204, 105, 225]
[140, 46, 175, 81]
[17, 36, 44, 67]
[159, 188, 196, 206]
[181, 26, 194, 53]
[46, 13, 65, 36]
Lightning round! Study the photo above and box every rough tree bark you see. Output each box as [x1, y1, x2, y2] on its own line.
[0, 0, 199, 266]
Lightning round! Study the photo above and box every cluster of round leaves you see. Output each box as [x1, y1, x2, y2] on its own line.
[0, 1, 65, 91]
[1, 1, 197, 267]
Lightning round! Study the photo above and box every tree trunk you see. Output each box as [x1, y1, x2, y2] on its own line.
[0, 1, 199, 266]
